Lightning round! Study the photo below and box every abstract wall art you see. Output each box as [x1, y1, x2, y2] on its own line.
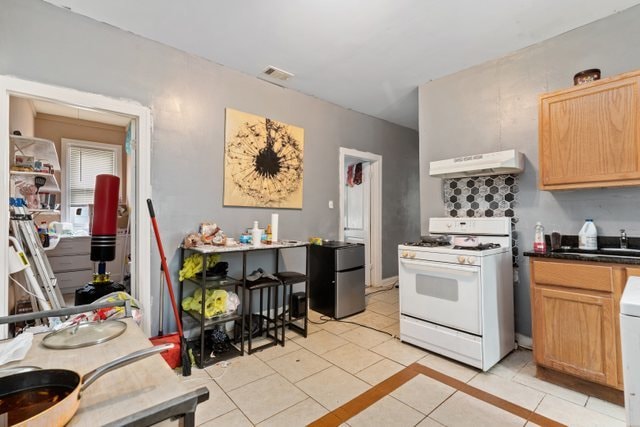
[224, 108, 304, 208]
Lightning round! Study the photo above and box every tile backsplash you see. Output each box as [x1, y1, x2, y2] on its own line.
[442, 174, 520, 266]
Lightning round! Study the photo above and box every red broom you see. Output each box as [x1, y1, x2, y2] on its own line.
[147, 199, 191, 376]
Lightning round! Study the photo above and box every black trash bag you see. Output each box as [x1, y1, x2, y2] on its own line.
[75, 281, 125, 305]
[195, 261, 229, 279]
[206, 326, 231, 356]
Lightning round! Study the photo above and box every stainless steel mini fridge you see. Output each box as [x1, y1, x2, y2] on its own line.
[309, 241, 365, 319]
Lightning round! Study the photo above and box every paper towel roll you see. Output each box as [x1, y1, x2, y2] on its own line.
[271, 213, 279, 243]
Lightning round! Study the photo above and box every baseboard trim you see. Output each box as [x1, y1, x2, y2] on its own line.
[380, 276, 398, 287]
[536, 365, 623, 406]
[516, 333, 533, 350]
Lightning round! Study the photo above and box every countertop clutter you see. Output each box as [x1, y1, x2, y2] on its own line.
[177, 220, 310, 369]
[1, 318, 208, 426]
[524, 234, 640, 265]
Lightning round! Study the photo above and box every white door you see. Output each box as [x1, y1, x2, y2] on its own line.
[343, 160, 371, 286]
[399, 258, 482, 335]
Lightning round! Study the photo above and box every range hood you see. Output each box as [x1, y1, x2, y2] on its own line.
[429, 149, 524, 178]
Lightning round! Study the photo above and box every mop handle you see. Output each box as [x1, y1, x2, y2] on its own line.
[147, 199, 183, 338]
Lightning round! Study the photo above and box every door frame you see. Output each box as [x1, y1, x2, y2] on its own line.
[338, 147, 382, 287]
[0, 75, 152, 338]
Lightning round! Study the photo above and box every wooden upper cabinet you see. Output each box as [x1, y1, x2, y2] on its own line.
[539, 70, 640, 190]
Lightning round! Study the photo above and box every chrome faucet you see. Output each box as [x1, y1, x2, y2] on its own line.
[620, 229, 628, 249]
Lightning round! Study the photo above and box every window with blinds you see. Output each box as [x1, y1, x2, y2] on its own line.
[62, 139, 122, 228]
[68, 145, 119, 205]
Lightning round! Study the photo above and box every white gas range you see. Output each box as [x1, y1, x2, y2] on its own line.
[398, 217, 515, 371]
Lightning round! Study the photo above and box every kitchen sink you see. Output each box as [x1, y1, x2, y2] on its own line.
[600, 248, 640, 255]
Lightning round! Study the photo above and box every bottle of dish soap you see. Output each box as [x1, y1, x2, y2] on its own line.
[533, 222, 546, 253]
[579, 219, 598, 250]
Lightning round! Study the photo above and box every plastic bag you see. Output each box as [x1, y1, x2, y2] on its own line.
[182, 288, 229, 318]
[0, 332, 33, 366]
[226, 291, 240, 313]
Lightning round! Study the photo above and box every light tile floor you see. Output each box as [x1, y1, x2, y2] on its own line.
[180, 286, 625, 426]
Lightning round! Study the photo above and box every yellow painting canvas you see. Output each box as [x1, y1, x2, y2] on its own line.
[224, 108, 304, 208]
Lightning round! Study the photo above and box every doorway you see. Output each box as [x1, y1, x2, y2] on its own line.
[0, 76, 152, 338]
[338, 147, 382, 287]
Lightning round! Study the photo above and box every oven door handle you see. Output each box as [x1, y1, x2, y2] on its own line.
[400, 259, 479, 274]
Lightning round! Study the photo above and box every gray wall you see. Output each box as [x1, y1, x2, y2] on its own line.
[0, 0, 420, 333]
[419, 6, 640, 337]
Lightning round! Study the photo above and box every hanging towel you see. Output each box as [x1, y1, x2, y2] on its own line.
[354, 162, 363, 185]
[346, 164, 355, 187]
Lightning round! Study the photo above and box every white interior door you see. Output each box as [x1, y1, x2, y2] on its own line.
[343, 159, 371, 286]
[338, 147, 382, 288]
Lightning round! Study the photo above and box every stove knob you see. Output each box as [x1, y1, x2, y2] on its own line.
[467, 256, 476, 264]
[410, 252, 416, 259]
[401, 251, 408, 258]
[447, 222, 453, 229]
[457, 255, 467, 264]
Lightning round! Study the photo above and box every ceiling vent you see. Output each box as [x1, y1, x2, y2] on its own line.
[262, 66, 294, 81]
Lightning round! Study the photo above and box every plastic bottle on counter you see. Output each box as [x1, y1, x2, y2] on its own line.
[533, 222, 546, 253]
[579, 219, 598, 250]
[251, 221, 262, 248]
[265, 224, 272, 243]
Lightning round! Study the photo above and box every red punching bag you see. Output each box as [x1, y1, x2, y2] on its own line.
[91, 174, 120, 263]
[75, 174, 123, 305]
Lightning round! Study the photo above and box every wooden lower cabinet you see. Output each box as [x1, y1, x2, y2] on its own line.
[530, 258, 637, 397]
[532, 286, 617, 387]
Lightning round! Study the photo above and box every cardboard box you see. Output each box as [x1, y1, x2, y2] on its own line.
[117, 205, 129, 230]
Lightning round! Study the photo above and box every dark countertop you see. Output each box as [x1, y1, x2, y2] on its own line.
[524, 233, 640, 265]
[524, 250, 640, 265]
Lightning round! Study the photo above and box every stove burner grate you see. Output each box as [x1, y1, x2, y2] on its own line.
[452, 243, 501, 251]
[404, 241, 450, 247]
